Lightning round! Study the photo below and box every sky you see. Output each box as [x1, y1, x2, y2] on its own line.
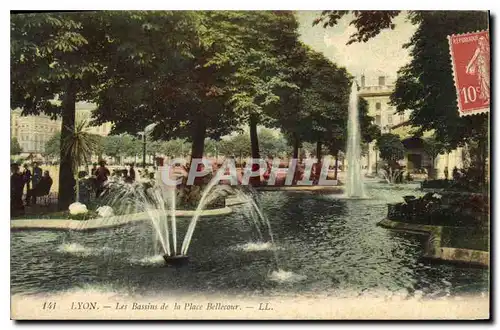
[296, 11, 418, 86]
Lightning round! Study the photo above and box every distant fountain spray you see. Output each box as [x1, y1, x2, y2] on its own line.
[345, 83, 365, 198]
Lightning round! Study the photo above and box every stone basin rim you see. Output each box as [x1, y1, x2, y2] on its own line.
[10, 206, 233, 232]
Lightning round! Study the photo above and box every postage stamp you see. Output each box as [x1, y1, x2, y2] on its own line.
[448, 30, 490, 117]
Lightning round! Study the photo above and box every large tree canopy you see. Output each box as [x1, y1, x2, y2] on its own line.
[391, 11, 489, 150]
[313, 11, 401, 45]
[11, 137, 22, 155]
[11, 12, 109, 209]
[376, 133, 405, 167]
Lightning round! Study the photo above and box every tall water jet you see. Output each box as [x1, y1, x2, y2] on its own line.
[345, 82, 365, 198]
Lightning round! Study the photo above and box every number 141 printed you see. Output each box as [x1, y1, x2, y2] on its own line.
[448, 30, 490, 117]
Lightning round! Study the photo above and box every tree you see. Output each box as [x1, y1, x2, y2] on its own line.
[91, 12, 238, 163]
[313, 10, 489, 183]
[422, 136, 445, 179]
[161, 139, 190, 158]
[91, 11, 304, 186]
[11, 12, 108, 210]
[103, 134, 136, 164]
[11, 137, 22, 155]
[218, 134, 252, 160]
[376, 133, 405, 169]
[258, 128, 290, 158]
[313, 11, 401, 45]
[391, 11, 489, 183]
[44, 132, 61, 160]
[61, 120, 99, 202]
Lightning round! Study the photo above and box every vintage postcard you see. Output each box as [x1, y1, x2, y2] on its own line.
[10, 10, 490, 320]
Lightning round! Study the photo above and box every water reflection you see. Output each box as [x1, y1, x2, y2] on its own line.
[11, 183, 488, 298]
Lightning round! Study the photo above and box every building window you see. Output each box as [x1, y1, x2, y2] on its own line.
[375, 115, 381, 126]
[375, 102, 381, 110]
[400, 113, 405, 123]
[378, 76, 385, 86]
[387, 114, 393, 125]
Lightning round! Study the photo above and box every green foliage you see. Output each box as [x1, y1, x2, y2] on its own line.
[313, 10, 488, 151]
[103, 134, 137, 162]
[11, 137, 22, 155]
[376, 133, 405, 165]
[422, 136, 445, 161]
[161, 139, 191, 157]
[11, 12, 105, 116]
[11, 12, 112, 209]
[68, 210, 99, 221]
[359, 97, 381, 144]
[258, 128, 291, 158]
[391, 11, 489, 150]
[61, 120, 100, 173]
[313, 11, 401, 45]
[44, 132, 61, 159]
[218, 134, 252, 158]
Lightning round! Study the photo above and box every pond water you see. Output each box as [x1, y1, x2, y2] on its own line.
[11, 182, 489, 299]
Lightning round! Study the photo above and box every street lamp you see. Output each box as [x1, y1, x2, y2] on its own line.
[139, 123, 158, 169]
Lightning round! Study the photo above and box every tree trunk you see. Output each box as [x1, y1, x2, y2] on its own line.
[249, 114, 260, 186]
[190, 118, 206, 163]
[315, 140, 322, 182]
[315, 141, 322, 161]
[57, 84, 76, 211]
[334, 151, 339, 180]
[75, 176, 80, 203]
[292, 134, 299, 159]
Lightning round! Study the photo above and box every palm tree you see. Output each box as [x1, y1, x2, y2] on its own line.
[61, 120, 100, 203]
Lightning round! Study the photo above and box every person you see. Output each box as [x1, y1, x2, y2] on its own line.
[129, 164, 136, 181]
[22, 163, 32, 197]
[95, 160, 110, 198]
[30, 162, 42, 205]
[11, 163, 25, 214]
[263, 156, 273, 183]
[27, 170, 53, 204]
[77, 171, 91, 205]
[91, 163, 98, 177]
[444, 167, 449, 181]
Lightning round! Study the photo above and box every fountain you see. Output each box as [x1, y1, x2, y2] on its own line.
[102, 161, 280, 268]
[379, 168, 405, 185]
[345, 82, 366, 198]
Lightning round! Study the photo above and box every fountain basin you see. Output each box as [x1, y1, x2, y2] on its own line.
[163, 254, 189, 266]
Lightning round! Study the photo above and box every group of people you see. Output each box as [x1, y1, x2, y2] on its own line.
[444, 166, 464, 181]
[77, 161, 138, 204]
[11, 162, 53, 214]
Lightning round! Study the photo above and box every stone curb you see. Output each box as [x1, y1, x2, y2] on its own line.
[10, 206, 233, 232]
[255, 185, 343, 192]
[377, 218, 489, 268]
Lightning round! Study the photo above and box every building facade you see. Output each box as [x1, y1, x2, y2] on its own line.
[11, 102, 112, 156]
[358, 74, 466, 179]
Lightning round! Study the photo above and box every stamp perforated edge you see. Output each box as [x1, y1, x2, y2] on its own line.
[447, 30, 490, 118]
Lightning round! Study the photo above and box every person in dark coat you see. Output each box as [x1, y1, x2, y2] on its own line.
[30, 162, 42, 205]
[11, 164, 25, 214]
[22, 163, 32, 197]
[129, 164, 136, 181]
[95, 160, 110, 198]
[26, 170, 53, 203]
